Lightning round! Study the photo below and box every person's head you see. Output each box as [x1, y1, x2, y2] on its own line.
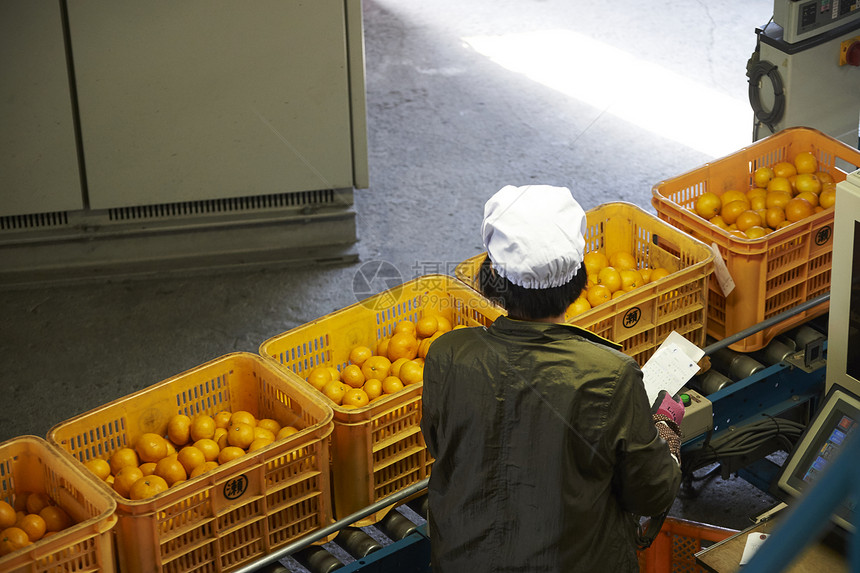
[479, 185, 588, 321]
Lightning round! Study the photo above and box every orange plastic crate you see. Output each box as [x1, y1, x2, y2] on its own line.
[652, 127, 860, 352]
[47, 352, 333, 573]
[638, 517, 738, 573]
[455, 202, 714, 366]
[259, 274, 503, 519]
[0, 435, 117, 573]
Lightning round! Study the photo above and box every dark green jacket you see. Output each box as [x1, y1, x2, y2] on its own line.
[421, 316, 681, 572]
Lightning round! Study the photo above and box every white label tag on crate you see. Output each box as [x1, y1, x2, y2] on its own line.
[710, 242, 735, 297]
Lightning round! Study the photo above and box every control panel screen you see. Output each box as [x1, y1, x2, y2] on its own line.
[848, 221, 860, 382]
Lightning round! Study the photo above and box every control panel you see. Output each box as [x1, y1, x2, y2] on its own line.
[774, 0, 860, 43]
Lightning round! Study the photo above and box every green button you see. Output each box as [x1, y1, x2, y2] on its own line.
[680, 393, 691, 406]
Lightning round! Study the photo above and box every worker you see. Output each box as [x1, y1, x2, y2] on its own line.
[420, 185, 684, 572]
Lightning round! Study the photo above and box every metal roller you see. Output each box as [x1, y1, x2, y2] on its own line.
[710, 347, 766, 381]
[379, 510, 419, 541]
[293, 546, 343, 573]
[334, 527, 382, 559]
[752, 337, 797, 366]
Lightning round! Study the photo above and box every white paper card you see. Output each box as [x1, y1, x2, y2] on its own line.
[641, 341, 701, 405]
[710, 242, 735, 297]
[739, 532, 770, 565]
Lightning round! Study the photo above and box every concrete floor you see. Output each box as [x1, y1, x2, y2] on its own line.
[1, 0, 782, 532]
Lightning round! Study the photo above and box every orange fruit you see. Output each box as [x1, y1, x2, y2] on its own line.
[393, 320, 417, 336]
[348, 345, 373, 366]
[0, 526, 30, 556]
[720, 190, 748, 206]
[639, 268, 653, 283]
[586, 284, 612, 307]
[816, 171, 835, 185]
[596, 266, 622, 293]
[766, 190, 792, 209]
[747, 186, 768, 201]
[18, 514, 46, 542]
[583, 251, 609, 276]
[253, 427, 275, 442]
[766, 177, 793, 194]
[567, 297, 591, 317]
[190, 461, 219, 478]
[193, 439, 220, 462]
[390, 357, 410, 378]
[139, 462, 157, 476]
[341, 364, 366, 388]
[720, 200, 749, 225]
[418, 333, 442, 360]
[113, 466, 144, 498]
[795, 191, 819, 207]
[322, 380, 348, 405]
[190, 415, 216, 442]
[735, 210, 763, 232]
[794, 173, 821, 195]
[327, 367, 341, 382]
[435, 316, 452, 333]
[363, 379, 383, 400]
[387, 332, 419, 361]
[608, 251, 637, 271]
[276, 426, 300, 440]
[129, 475, 169, 501]
[227, 422, 256, 449]
[415, 316, 439, 339]
[819, 187, 836, 209]
[749, 195, 767, 211]
[764, 207, 786, 229]
[650, 267, 671, 282]
[619, 269, 643, 292]
[753, 166, 774, 188]
[382, 376, 404, 395]
[794, 151, 817, 174]
[213, 428, 228, 446]
[708, 215, 729, 231]
[257, 418, 282, 436]
[84, 458, 111, 481]
[135, 433, 169, 464]
[342, 388, 370, 408]
[376, 337, 390, 358]
[399, 360, 424, 385]
[0, 501, 16, 530]
[248, 438, 273, 452]
[167, 414, 192, 446]
[218, 446, 246, 465]
[306, 366, 333, 391]
[24, 493, 50, 516]
[785, 198, 814, 222]
[216, 431, 229, 451]
[39, 505, 72, 532]
[109, 447, 139, 476]
[231, 411, 256, 427]
[744, 226, 768, 239]
[773, 161, 797, 178]
[214, 410, 233, 429]
[12, 494, 28, 513]
[177, 446, 207, 475]
[362, 355, 392, 382]
[694, 192, 722, 219]
[154, 455, 187, 487]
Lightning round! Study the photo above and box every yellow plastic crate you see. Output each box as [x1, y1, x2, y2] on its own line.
[455, 202, 715, 366]
[47, 352, 333, 573]
[0, 435, 117, 573]
[637, 517, 738, 573]
[652, 127, 860, 352]
[259, 274, 503, 519]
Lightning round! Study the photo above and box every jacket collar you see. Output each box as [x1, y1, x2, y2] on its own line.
[489, 315, 622, 351]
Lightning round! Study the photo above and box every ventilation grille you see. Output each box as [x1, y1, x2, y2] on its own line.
[108, 189, 337, 222]
[0, 211, 69, 231]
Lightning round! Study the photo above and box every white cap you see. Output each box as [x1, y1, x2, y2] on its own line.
[481, 185, 587, 289]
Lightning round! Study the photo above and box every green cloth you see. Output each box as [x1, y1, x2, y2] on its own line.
[421, 316, 681, 572]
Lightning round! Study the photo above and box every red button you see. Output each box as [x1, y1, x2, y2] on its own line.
[847, 41, 860, 67]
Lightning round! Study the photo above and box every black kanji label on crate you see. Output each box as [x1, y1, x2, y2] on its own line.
[815, 226, 832, 246]
[223, 475, 249, 500]
[623, 307, 642, 329]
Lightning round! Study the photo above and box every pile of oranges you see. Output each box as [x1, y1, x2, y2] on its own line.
[692, 151, 835, 239]
[305, 315, 453, 408]
[82, 410, 299, 501]
[567, 250, 671, 317]
[0, 493, 74, 556]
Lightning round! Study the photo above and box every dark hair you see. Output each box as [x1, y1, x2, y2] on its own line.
[478, 255, 587, 320]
